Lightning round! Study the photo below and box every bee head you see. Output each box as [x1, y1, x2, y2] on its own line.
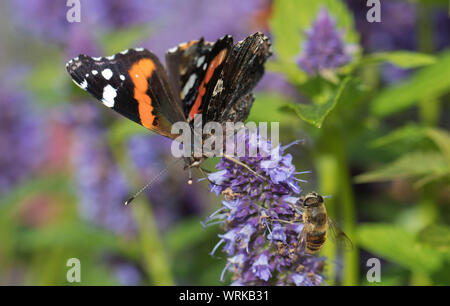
[303, 192, 324, 207]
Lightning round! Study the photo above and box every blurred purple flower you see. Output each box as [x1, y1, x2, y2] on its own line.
[127, 134, 207, 232]
[10, 0, 269, 55]
[10, 0, 70, 42]
[204, 130, 325, 285]
[433, 9, 450, 51]
[65, 25, 101, 60]
[346, 0, 417, 52]
[143, 0, 270, 58]
[297, 8, 352, 75]
[70, 104, 136, 235]
[86, 0, 168, 29]
[114, 263, 142, 286]
[0, 86, 44, 194]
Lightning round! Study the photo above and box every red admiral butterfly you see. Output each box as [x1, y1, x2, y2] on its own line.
[66, 33, 271, 199]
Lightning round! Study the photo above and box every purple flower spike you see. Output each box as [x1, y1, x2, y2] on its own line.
[252, 253, 272, 281]
[297, 7, 352, 75]
[206, 129, 325, 285]
[0, 87, 44, 194]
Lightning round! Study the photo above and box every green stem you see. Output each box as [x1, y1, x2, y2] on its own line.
[315, 154, 339, 285]
[108, 133, 174, 285]
[132, 199, 174, 285]
[318, 125, 359, 286]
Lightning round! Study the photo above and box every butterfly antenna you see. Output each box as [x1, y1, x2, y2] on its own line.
[125, 159, 181, 205]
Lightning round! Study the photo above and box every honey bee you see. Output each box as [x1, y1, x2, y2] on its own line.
[298, 192, 352, 254]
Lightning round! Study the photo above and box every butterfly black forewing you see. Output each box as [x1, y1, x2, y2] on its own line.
[66, 48, 185, 138]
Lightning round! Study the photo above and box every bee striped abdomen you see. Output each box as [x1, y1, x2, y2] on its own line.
[306, 230, 327, 254]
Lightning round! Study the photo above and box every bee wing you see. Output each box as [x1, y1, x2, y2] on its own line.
[327, 218, 353, 251]
[298, 223, 308, 252]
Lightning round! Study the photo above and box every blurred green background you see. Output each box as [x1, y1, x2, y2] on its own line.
[0, 0, 448, 286]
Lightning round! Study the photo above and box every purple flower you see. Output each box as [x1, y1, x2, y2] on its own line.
[0, 86, 44, 194]
[10, 0, 70, 42]
[204, 130, 325, 285]
[86, 0, 168, 29]
[65, 25, 101, 60]
[143, 0, 269, 58]
[345, 0, 417, 52]
[251, 253, 272, 281]
[114, 263, 142, 286]
[70, 104, 136, 235]
[297, 8, 352, 75]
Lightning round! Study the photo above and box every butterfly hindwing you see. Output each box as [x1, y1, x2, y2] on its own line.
[166, 39, 212, 116]
[165, 35, 233, 122]
[205, 32, 271, 123]
[66, 48, 185, 138]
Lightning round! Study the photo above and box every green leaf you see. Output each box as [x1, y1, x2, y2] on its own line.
[424, 128, 450, 162]
[248, 92, 297, 124]
[370, 124, 424, 148]
[357, 51, 435, 69]
[371, 50, 450, 117]
[108, 119, 151, 148]
[417, 224, 450, 253]
[269, 0, 359, 83]
[100, 26, 150, 55]
[357, 224, 442, 274]
[166, 217, 217, 253]
[355, 151, 449, 184]
[28, 53, 67, 108]
[17, 222, 121, 253]
[284, 77, 351, 128]
[370, 126, 450, 160]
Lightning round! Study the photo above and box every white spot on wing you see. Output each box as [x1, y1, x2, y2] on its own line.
[181, 74, 197, 100]
[72, 79, 88, 90]
[80, 79, 88, 89]
[135, 48, 144, 52]
[196, 56, 205, 68]
[120, 75, 125, 81]
[168, 46, 177, 53]
[203, 63, 207, 70]
[92, 57, 102, 61]
[92, 70, 98, 75]
[212, 79, 224, 96]
[120, 49, 129, 55]
[102, 85, 117, 108]
[102, 69, 113, 80]
[106, 55, 115, 60]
